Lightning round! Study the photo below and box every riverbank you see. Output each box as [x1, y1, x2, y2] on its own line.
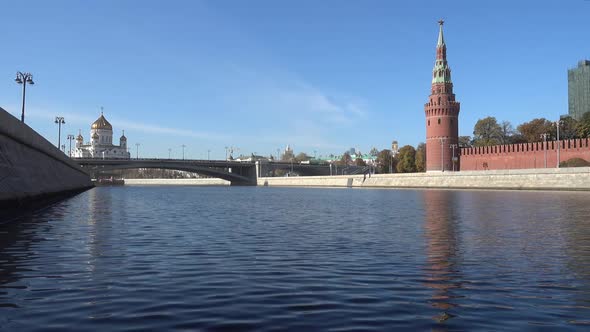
[258, 167, 590, 191]
[0, 108, 93, 208]
[124, 178, 230, 186]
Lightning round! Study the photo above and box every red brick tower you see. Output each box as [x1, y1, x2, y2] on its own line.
[425, 20, 460, 172]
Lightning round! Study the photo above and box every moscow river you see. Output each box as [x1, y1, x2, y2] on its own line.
[1, 186, 590, 331]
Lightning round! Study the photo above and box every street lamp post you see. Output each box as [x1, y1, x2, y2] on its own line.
[181, 144, 186, 160]
[135, 143, 140, 159]
[540, 133, 549, 168]
[555, 120, 563, 168]
[389, 151, 393, 173]
[15, 72, 34, 123]
[449, 144, 458, 171]
[67, 134, 75, 157]
[54, 117, 65, 148]
[207, 149, 210, 160]
[440, 138, 446, 172]
[168, 148, 172, 159]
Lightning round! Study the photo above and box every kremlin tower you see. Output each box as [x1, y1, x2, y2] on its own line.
[425, 20, 460, 172]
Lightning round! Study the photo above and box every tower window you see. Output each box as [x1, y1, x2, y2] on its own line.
[428, 120, 430, 126]
[438, 118, 441, 125]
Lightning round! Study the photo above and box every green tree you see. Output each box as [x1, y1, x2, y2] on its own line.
[473, 117, 502, 146]
[517, 118, 554, 142]
[509, 133, 528, 144]
[499, 121, 515, 144]
[560, 116, 578, 139]
[415, 142, 426, 172]
[337, 152, 353, 166]
[295, 152, 311, 162]
[376, 149, 393, 173]
[369, 147, 379, 157]
[576, 112, 590, 138]
[458, 136, 472, 147]
[396, 145, 417, 173]
[355, 157, 367, 166]
[560, 157, 590, 167]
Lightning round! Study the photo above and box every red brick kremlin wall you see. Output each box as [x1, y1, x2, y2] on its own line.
[459, 139, 590, 170]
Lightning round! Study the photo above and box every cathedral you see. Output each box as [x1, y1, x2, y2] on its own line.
[72, 113, 130, 159]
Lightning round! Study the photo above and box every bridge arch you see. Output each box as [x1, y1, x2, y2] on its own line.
[79, 161, 256, 186]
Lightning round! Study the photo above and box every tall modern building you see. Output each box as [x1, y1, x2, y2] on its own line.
[424, 20, 460, 172]
[568, 60, 590, 120]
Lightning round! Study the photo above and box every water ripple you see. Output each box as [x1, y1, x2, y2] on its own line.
[1, 187, 590, 330]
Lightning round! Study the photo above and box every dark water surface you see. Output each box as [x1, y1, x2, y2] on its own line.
[1, 186, 590, 331]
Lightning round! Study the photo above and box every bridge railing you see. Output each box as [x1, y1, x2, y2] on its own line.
[72, 157, 254, 165]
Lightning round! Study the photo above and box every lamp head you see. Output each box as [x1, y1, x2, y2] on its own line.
[15, 77, 23, 84]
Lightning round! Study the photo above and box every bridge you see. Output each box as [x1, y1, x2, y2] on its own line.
[74, 158, 370, 186]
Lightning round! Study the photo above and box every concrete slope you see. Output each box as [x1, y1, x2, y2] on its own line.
[0, 108, 93, 206]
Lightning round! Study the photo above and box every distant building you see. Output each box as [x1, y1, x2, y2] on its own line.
[72, 113, 130, 159]
[348, 147, 356, 155]
[568, 60, 590, 120]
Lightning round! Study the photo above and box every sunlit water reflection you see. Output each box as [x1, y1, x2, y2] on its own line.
[1, 186, 590, 330]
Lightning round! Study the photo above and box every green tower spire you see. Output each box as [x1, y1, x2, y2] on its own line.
[437, 19, 445, 46]
[432, 20, 452, 84]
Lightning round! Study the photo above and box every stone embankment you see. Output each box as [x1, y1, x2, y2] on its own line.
[258, 168, 590, 191]
[0, 108, 93, 208]
[124, 178, 229, 186]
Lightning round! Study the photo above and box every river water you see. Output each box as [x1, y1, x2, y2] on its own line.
[1, 186, 590, 331]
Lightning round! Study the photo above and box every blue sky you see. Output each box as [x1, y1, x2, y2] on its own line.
[1, 0, 589, 159]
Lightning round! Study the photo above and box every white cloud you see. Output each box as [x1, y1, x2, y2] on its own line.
[227, 64, 369, 126]
[113, 119, 228, 141]
[21, 106, 229, 141]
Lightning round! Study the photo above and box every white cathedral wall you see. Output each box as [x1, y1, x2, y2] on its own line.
[91, 128, 113, 145]
[73, 146, 130, 159]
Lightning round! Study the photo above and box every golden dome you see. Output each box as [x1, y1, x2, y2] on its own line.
[91, 113, 113, 130]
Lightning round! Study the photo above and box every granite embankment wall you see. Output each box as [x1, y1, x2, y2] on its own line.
[125, 178, 230, 186]
[460, 139, 590, 171]
[0, 108, 93, 207]
[258, 168, 590, 191]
